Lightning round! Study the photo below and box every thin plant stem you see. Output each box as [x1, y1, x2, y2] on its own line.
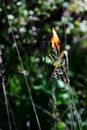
[61, 75, 75, 130]
[2, 78, 12, 130]
[36, 104, 69, 130]
[64, 68, 82, 130]
[68, 83, 82, 130]
[0, 49, 12, 130]
[2, 1, 41, 130]
[9, 103, 18, 130]
[52, 81, 57, 130]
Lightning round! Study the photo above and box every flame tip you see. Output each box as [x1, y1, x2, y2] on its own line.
[50, 27, 61, 51]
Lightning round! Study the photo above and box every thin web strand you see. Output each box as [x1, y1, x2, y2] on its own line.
[63, 0, 67, 48]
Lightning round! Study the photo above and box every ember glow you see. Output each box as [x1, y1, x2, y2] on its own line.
[50, 27, 61, 51]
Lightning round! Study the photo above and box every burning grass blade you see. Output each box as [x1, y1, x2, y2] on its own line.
[51, 27, 61, 51]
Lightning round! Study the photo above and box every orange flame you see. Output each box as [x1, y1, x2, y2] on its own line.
[50, 27, 61, 51]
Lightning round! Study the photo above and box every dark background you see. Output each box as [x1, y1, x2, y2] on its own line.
[0, 0, 87, 130]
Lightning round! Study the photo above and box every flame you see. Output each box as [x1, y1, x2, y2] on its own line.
[50, 27, 61, 51]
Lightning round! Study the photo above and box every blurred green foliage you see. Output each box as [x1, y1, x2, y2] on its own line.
[0, 0, 87, 130]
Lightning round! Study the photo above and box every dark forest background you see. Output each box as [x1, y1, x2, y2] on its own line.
[0, 0, 87, 130]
